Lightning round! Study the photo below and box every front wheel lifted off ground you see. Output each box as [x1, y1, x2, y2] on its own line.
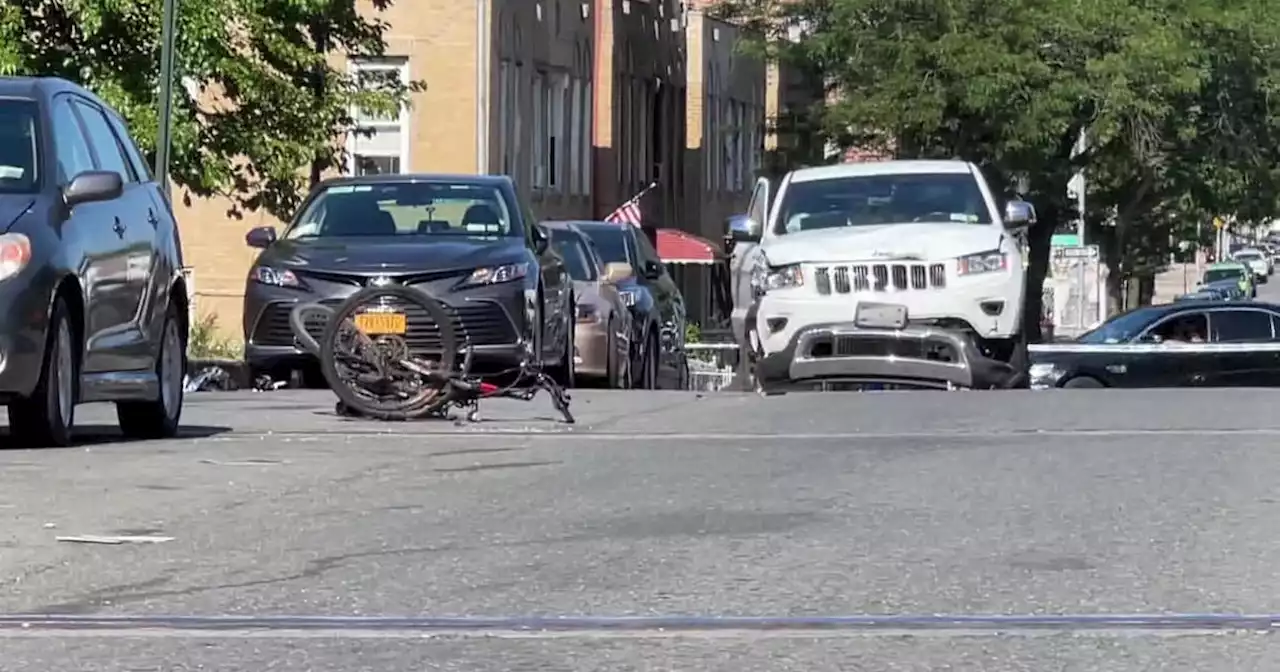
[118, 302, 186, 439]
[8, 297, 77, 447]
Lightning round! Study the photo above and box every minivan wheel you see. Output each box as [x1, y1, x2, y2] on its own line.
[118, 302, 185, 440]
[9, 298, 76, 448]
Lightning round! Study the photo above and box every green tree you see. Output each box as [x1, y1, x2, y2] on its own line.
[0, 0, 423, 219]
[716, 0, 1280, 333]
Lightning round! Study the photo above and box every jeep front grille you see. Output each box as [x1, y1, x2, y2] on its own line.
[814, 263, 947, 294]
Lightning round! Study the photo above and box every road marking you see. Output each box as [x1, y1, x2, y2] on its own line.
[0, 614, 1276, 639]
[200, 427, 1280, 442]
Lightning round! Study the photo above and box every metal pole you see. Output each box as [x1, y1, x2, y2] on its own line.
[1072, 129, 1087, 246]
[154, 0, 179, 197]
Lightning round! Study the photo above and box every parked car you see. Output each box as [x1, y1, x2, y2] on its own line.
[241, 175, 575, 385]
[1201, 261, 1256, 298]
[542, 222, 635, 388]
[551, 220, 689, 389]
[0, 77, 189, 447]
[1232, 248, 1271, 281]
[1029, 300, 1280, 388]
[1203, 278, 1246, 301]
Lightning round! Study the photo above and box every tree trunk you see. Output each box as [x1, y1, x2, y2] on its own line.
[1022, 202, 1057, 343]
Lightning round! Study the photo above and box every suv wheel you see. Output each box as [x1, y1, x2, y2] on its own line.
[8, 298, 77, 447]
[118, 302, 185, 440]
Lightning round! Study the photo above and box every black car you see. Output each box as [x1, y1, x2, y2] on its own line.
[549, 220, 689, 389]
[0, 77, 189, 447]
[1029, 301, 1280, 388]
[242, 175, 575, 385]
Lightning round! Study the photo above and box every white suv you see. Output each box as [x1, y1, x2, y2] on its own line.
[728, 160, 1035, 391]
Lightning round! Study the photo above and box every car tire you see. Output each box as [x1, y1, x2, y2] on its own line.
[548, 297, 575, 388]
[118, 302, 186, 440]
[1063, 376, 1104, 388]
[8, 298, 77, 448]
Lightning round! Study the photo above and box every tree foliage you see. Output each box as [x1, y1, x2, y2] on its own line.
[717, 0, 1280, 329]
[0, 0, 423, 219]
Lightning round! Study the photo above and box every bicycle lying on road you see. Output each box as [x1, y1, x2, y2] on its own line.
[288, 286, 574, 424]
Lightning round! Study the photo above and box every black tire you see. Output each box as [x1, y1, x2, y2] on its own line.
[320, 286, 459, 420]
[118, 302, 186, 440]
[639, 330, 660, 390]
[548, 298, 576, 388]
[604, 318, 626, 389]
[9, 297, 77, 448]
[1063, 376, 1104, 388]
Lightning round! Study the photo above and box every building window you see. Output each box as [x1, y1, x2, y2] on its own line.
[569, 77, 582, 195]
[348, 58, 410, 175]
[499, 60, 514, 175]
[532, 71, 547, 189]
[722, 98, 734, 191]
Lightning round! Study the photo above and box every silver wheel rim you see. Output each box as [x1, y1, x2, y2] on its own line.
[160, 322, 182, 417]
[55, 322, 73, 427]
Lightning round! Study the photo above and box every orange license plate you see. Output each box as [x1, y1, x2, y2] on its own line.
[354, 312, 407, 335]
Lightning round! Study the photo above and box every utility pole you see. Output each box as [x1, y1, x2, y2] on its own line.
[154, 0, 179, 198]
[1069, 128, 1088, 245]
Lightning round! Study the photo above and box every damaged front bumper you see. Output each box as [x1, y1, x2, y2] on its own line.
[754, 322, 1018, 392]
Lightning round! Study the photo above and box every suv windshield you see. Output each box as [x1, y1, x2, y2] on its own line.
[284, 181, 516, 239]
[773, 172, 992, 235]
[549, 230, 598, 281]
[0, 99, 39, 194]
[1204, 267, 1245, 283]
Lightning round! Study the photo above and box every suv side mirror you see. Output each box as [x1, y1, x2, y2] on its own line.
[64, 170, 123, 208]
[728, 214, 761, 243]
[642, 260, 662, 280]
[603, 262, 633, 284]
[245, 226, 278, 249]
[1003, 200, 1036, 229]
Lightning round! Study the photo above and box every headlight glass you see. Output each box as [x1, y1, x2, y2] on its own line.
[1028, 362, 1064, 384]
[957, 250, 1008, 276]
[250, 266, 304, 288]
[466, 262, 529, 286]
[765, 264, 804, 291]
[0, 233, 31, 282]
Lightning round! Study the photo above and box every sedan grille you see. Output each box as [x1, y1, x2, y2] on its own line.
[250, 300, 517, 350]
[814, 263, 946, 295]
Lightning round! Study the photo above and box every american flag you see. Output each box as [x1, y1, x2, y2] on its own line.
[604, 183, 656, 227]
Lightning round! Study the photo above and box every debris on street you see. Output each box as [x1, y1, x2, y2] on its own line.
[55, 534, 175, 545]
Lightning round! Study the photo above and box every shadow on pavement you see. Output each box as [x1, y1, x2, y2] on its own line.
[0, 425, 232, 448]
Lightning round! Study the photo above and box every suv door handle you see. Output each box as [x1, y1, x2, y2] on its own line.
[147, 209, 159, 226]
[112, 217, 126, 238]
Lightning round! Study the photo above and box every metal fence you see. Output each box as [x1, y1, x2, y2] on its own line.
[684, 342, 741, 392]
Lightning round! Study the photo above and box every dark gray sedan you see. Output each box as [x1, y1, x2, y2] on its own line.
[0, 77, 188, 447]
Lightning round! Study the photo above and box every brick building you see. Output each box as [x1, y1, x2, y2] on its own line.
[175, 0, 786, 339]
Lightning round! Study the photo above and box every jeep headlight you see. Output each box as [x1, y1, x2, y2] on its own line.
[765, 264, 804, 291]
[957, 250, 1008, 276]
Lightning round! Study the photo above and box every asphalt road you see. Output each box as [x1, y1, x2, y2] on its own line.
[5, 280, 1280, 670]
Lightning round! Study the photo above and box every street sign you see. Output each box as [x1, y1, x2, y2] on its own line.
[1214, 216, 1225, 229]
[1053, 244, 1100, 260]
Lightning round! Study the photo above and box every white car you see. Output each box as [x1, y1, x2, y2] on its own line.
[1232, 248, 1270, 282]
[728, 160, 1034, 391]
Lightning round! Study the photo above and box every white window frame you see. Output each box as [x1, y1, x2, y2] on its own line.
[346, 58, 411, 175]
[569, 77, 582, 194]
[583, 79, 593, 195]
[499, 60, 514, 175]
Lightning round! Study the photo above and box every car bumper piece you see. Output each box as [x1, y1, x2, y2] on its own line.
[755, 322, 1017, 392]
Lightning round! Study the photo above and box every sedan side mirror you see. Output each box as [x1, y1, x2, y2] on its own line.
[64, 170, 123, 208]
[1003, 200, 1037, 230]
[642, 259, 663, 280]
[603, 262, 634, 284]
[245, 226, 278, 249]
[532, 225, 550, 254]
[728, 214, 762, 243]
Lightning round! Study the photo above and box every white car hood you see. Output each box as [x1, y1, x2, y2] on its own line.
[760, 223, 1005, 265]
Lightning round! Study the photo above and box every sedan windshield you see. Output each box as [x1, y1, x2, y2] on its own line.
[284, 181, 516, 239]
[549, 231, 598, 281]
[0, 99, 39, 194]
[581, 227, 635, 266]
[1236, 252, 1262, 261]
[773, 172, 992, 235]
[1077, 306, 1166, 344]
[1204, 267, 1245, 283]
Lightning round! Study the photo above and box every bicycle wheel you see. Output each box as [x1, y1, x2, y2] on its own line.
[319, 286, 461, 420]
[289, 302, 334, 356]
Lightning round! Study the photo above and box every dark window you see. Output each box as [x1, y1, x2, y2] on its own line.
[1213, 310, 1275, 342]
[1147, 312, 1208, 343]
[773, 172, 993, 235]
[549, 231, 597, 281]
[355, 155, 400, 175]
[583, 227, 637, 266]
[0, 99, 40, 193]
[73, 100, 134, 181]
[50, 99, 94, 184]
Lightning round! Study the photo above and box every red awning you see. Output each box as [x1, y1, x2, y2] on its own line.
[657, 228, 722, 265]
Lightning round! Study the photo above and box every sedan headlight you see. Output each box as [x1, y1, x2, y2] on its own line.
[957, 250, 1008, 276]
[250, 266, 304, 289]
[0, 233, 31, 283]
[1028, 362, 1065, 387]
[465, 262, 529, 286]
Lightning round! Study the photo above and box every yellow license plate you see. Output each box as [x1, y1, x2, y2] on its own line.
[354, 312, 407, 335]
